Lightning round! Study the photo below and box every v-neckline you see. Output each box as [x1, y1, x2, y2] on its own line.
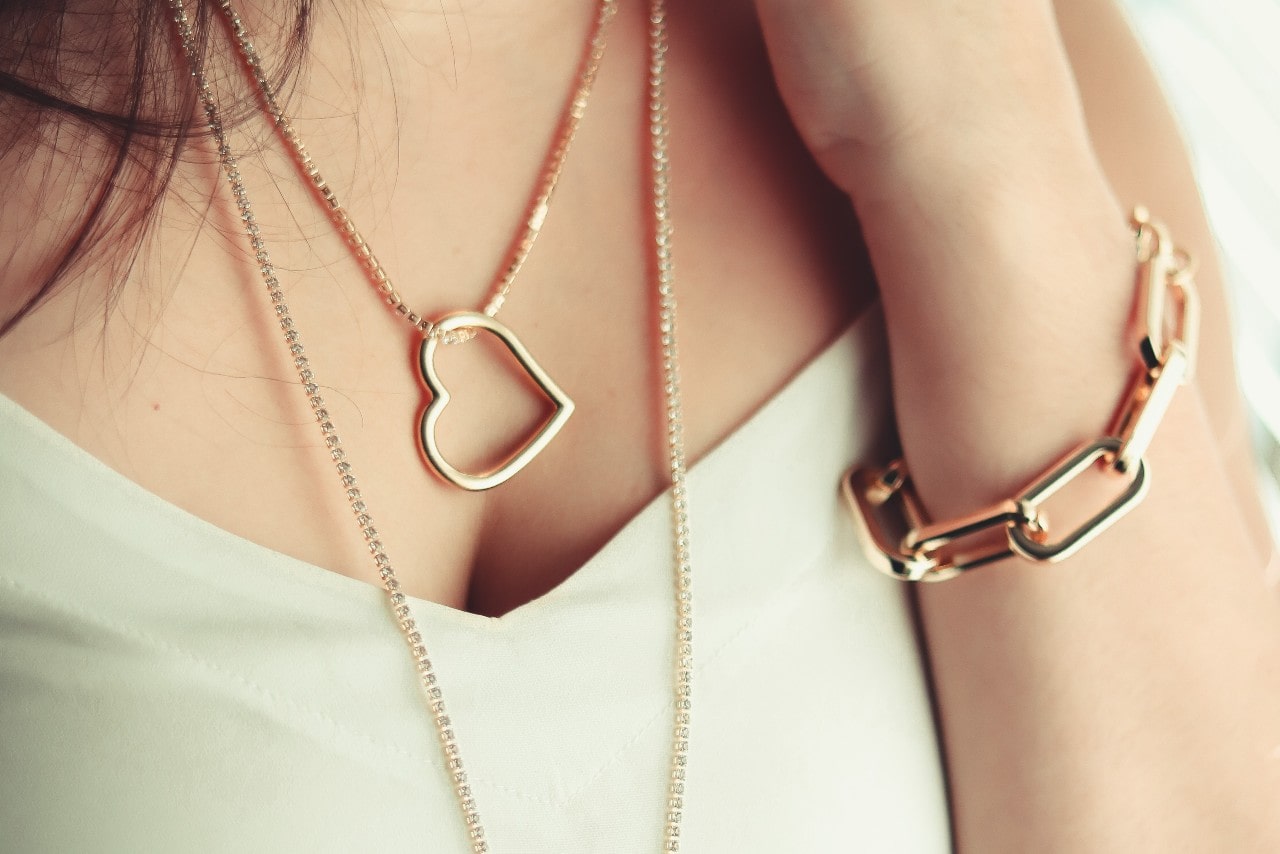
[0, 306, 886, 632]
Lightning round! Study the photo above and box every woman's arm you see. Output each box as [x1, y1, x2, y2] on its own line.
[756, 0, 1280, 848]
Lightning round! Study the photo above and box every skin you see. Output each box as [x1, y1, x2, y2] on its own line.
[0, 0, 1276, 848]
[757, 0, 1280, 848]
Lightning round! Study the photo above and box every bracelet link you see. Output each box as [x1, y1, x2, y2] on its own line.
[1006, 437, 1149, 562]
[843, 463, 951, 582]
[903, 499, 1039, 565]
[1132, 205, 1201, 380]
[1111, 343, 1190, 475]
[844, 206, 1199, 581]
[842, 439, 1147, 581]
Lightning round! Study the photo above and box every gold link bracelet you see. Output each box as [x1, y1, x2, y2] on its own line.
[842, 207, 1200, 582]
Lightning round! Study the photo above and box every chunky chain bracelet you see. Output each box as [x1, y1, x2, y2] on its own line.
[843, 207, 1201, 582]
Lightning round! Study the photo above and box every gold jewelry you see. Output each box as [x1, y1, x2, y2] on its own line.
[220, 0, 619, 491]
[418, 312, 575, 492]
[843, 206, 1200, 582]
[170, 0, 693, 850]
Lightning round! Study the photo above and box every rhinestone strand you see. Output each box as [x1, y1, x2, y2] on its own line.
[216, 0, 618, 342]
[168, 3, 489, 850]
[647, 4, 693, 850]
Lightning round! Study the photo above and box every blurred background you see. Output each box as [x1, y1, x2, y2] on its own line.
[1123, 0, 1280, 541]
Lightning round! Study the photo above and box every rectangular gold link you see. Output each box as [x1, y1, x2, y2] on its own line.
[1112, 345, 1189, 474]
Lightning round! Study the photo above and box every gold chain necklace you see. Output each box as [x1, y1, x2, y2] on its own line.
[223, 0, 616, 491]
[169, 0, 693, 850]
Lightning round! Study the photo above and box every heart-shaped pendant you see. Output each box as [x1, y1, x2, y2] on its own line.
[417, 311, 575, 491]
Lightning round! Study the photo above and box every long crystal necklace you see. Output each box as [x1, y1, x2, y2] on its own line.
[169, 0, 693, 850]
[217, 0, 616, 491]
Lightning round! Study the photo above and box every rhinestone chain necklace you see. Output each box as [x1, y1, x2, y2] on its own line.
[169, 0, 692, 850]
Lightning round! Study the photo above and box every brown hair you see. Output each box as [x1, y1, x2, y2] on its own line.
[0, 0, 310, 336]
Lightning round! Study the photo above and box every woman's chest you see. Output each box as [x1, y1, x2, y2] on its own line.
[0, 0, 875, 615]
[0, 321, 942, 850]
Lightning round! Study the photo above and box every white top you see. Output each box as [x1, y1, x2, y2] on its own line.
[0, 308, 950, 853]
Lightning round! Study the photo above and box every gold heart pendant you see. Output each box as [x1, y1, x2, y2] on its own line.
[417, 311, 575, 491]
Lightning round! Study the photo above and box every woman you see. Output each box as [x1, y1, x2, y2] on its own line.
[1, 0, 1276, 850]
